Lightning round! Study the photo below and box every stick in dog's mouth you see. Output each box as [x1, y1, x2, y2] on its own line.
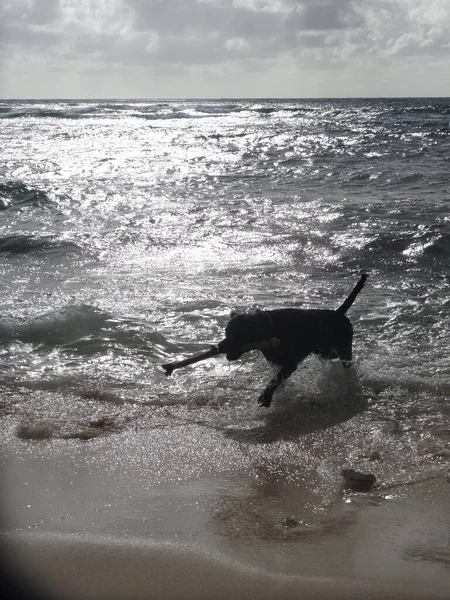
[162, 337, 281, 376]
[162, 346, 220, 377]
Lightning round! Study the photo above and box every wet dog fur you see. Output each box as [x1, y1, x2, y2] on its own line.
[217, 274, 367, 407]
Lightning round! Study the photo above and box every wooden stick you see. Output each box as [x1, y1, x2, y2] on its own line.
[162, 346, 220, 377]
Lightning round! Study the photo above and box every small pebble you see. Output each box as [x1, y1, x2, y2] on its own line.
[383, 421, 401, 435]
[368, 451, 381, 461]
[16, 422, 54, 440]
[89, 416, 113, 428]
[342, 469, 377, 491]
[282, 518, 299, 528]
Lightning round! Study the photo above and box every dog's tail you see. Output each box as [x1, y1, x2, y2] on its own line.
[336, 274, 368, 314]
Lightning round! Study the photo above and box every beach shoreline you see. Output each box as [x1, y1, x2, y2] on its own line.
[2, 529, 449, 600]
[2, 426, 449, 600]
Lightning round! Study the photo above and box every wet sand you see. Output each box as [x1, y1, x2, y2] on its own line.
[3, 530, 449, 600]
[1, 424, 449, 600]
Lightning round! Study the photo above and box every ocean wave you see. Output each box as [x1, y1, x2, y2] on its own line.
[0, 304, 177, 356]
[1, 99, 449, 123]
[401, 103, 450, 115]
[0, 305, 113, 346]
[0, 101, 309, 121]
[0, 181, 52, 209]
[338, 226, 450, 272]
[393, 173, 425, 186]
[1, 108, 91, 119]
[252, 105, 311, 116]
[194, 103, 242, 115]
[253, 107, 277, 115]
[0, 102, 245, 121]
[0, 101, 118, 119]
[0, 234, 78, 255]
[422, 232, 450, 258]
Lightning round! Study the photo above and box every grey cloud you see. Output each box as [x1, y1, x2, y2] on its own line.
[128, 0, 281, 39]
[0, 0, 61, 54]
[295, 32, 331, 48]
[296, 1, 359, 31]
[387, 29, 450, 57]
[88, 0, 360, 67]
[0, 0, 59, 26]
[1, 0, 449, 74]
[127, 0, 360, 40]
[25, 0, 60, 25]
[0, 24, 61, 48]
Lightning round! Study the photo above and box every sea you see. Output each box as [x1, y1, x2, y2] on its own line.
[1, 98, 449, 590]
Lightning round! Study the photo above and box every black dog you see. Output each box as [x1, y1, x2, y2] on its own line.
[217, 274, 367, 407]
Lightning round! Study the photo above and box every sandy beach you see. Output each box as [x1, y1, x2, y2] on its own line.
[2, 418, 449, 600]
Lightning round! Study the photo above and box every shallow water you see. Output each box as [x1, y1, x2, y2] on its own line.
[1, 98, 449, 592]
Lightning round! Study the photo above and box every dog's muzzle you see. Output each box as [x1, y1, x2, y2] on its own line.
[218, 338, 242, 361]
[218, 336, 281, 361]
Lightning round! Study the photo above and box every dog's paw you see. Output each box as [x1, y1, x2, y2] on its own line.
[162, 363, 175, 377]
[257, 393, 272, 407]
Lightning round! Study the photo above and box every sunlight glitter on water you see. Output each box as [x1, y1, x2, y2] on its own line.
[1, 101, 449, 568]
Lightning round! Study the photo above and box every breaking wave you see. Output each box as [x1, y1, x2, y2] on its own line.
[0, 234, 78, 255]
[2, 98, 449, 125]
[0, 304, 173, 356]
[0, 181, 53, 210]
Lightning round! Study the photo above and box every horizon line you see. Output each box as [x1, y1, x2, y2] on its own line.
[1, 95, 450, 102]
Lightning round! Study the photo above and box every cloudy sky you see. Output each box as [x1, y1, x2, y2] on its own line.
[1, 0, 449, 98]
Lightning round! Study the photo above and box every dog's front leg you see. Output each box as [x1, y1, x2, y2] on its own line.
[258, 365, 297, 407]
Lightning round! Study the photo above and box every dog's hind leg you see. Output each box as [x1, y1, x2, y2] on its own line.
[336, 339, 353, 368]
[339, 352, 352, 368]
[334, 317, 354, 368]
[258, 364, 297, 407]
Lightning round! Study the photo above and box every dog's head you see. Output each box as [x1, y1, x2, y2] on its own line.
[218, 311, 274, 361]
